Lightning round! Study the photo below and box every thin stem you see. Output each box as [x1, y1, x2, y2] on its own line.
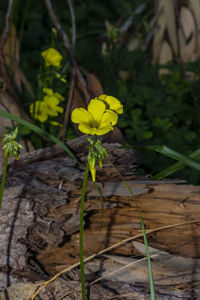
[111, 162, 157, 300]
[19, 0, 31, 50]
[0, 152, 9, 208]
[0, 0, 14, 51]
[79, 163, 89, 300]
[66, 0, 76, 52]
[44, 0, 74, 64]
[59, 68, 76, 141]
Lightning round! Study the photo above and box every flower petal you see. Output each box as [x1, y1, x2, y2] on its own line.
[56, 106, 64, 114]
[30, 101, 48, 122]
[100, 110, 118, 128]
[41, 48, 62, 67]
[43, 95, 63, 116]
[98, 94, 123, 114]
[43, 87, 53, 96]
[71, 108, 93, 124]
[95, 126, 113, 135]
[90, 166, 96, 182]
[55, 92, 65, 102]
[88, 99, 106, 125]
[43, 95, 59, 105]
[78, 123, 97, 135]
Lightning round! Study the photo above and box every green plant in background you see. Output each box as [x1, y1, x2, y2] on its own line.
[102, 50, 200, 184]
[0, 128, 23, 208]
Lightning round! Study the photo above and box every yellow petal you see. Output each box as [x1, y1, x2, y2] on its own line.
[97, 94, 107, 101]
[78, 123, 96, 135]
[43, 87, 53, 96]
[88, 99, 106, 125]
[95, 126, 113, 135]
[43, 95, 59, 105]
[50, 121, 62, 127]
[41, 48, 62, 67]
[98, 94, 123, 114]
[100, 110, 118, 127]
[90, 166, 96, 182]
[56, 106, 64, 114]
[30, 101, 48, 122]
[55, 92, 65, 102]
[43, 95, 63, 116]
[71, 108, 93, 124]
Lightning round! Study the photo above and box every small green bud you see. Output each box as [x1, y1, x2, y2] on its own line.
[2, 128, 23, 159]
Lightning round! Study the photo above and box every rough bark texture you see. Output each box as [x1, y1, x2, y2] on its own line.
[0, 136, 200, 299]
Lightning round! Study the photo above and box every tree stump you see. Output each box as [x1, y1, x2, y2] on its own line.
[0, 136, 200, 299]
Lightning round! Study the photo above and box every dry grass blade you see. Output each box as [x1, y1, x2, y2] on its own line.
[89, 254, 159, 286]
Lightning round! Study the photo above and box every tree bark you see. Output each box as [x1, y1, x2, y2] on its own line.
[0, 136, 200, 299]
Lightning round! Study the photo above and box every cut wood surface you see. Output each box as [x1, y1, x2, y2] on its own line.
[0, 136, 200, 299]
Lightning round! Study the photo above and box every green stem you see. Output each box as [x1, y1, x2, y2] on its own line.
[111, 162, 157, 300]
[19, 0, 31, 49]
[0, 152, 9, 209]
[80, 163, 89, 300]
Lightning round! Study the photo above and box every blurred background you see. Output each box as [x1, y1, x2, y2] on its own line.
[0, 0, 200, 184]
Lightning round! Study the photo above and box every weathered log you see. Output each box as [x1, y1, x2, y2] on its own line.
[0, 136, 200, 299]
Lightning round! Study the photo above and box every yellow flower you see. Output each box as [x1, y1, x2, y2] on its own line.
[55, 72, 67, 83]
[41, 48, 62, 67]
[43, 87, 54, 96]
[71, 99, 118, 135]
[43, 95, 64, 117]
[43, 88, 65, 102]
[60, 77, 67, 83]
[50, 121, 63, 127]
[97, 94, 123, 114]
[54, 92, 65, 102]
[30, 101, 48, 122]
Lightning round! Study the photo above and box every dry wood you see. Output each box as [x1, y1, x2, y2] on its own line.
[0, 137, 200, 299]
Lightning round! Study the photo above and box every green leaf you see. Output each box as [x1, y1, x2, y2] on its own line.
[146, 145, 200, 171]
[0, 109, 78, 163]
[153, 148, 200, 180]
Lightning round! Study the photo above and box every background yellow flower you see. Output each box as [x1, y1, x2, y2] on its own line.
[43, 95, 64, 116]
[30, 101, 48, 122]
[43, 88, 65, 102]
[41, 48, 62, 67]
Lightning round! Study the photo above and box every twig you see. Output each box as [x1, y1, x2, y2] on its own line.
[66, 0, 76, 52]
[59, 68, 76, 141]
[0, 0, 14, 51]
[44, 0, 90, 137]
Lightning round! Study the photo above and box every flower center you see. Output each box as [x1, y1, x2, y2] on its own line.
[90, 120, 99, 129]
